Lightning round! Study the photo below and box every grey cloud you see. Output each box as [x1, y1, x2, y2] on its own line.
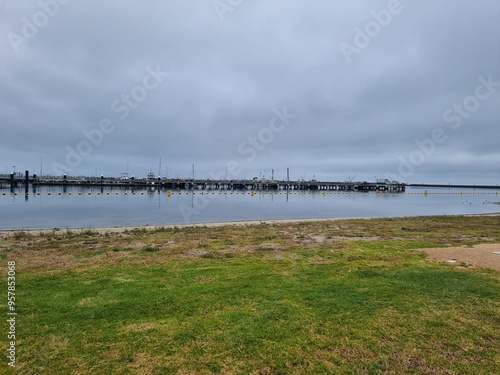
[1, 0, 499, 184]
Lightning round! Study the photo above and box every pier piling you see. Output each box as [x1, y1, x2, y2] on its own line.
[25, 170, 29, 195]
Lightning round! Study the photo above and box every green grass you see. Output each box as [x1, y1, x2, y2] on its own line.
[1, 215, 500, 374]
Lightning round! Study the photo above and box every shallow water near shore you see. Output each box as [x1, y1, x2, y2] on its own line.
[0, 186, 499, 230]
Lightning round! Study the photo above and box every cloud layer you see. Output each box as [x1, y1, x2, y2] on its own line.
[1, 0, 499, 184]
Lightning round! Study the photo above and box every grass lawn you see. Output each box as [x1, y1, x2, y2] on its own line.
[2, 215, 500, 374]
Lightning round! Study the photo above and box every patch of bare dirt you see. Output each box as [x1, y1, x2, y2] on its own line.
[14, 249, 78, 272]
[309, 258, 331, 264]
[184, 248, 210, 258]
[422, 243, 500, 272]
[308, 234, 327, 243]
[127, 352, 155, 375]
[328, 236, 380, 241]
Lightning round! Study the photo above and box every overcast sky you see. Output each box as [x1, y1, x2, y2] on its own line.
[1, 0, 499, 184]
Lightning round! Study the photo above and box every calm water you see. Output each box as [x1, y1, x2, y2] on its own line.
[0, 186, 499, 230]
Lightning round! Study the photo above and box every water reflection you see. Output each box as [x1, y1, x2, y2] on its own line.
[0, 186, 498, 230]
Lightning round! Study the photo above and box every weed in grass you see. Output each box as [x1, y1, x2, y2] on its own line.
[13, 230, 30, 240]
[92, 246, 125, 255]
[259, 235, 277, 241]
[152, 226, 169, 233]
[198, 239, 232, 251]
[81, 228, 99, 236]
[257, 246, 275, 252]
[142, 246, 159, 253]
[132, 227, 148, 235]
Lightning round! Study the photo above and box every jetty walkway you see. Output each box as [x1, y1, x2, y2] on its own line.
[0, 173, 406, 192]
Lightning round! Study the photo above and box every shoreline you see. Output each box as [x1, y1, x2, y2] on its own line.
[0, 217, 373, 236]
[2, 213, 499, 236]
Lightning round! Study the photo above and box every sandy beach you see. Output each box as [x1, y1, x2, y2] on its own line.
[1, 213, 499, 237]
[0, 217, 369, 236]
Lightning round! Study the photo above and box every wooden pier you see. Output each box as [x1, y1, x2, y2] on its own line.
[0, 173, 407, 193]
